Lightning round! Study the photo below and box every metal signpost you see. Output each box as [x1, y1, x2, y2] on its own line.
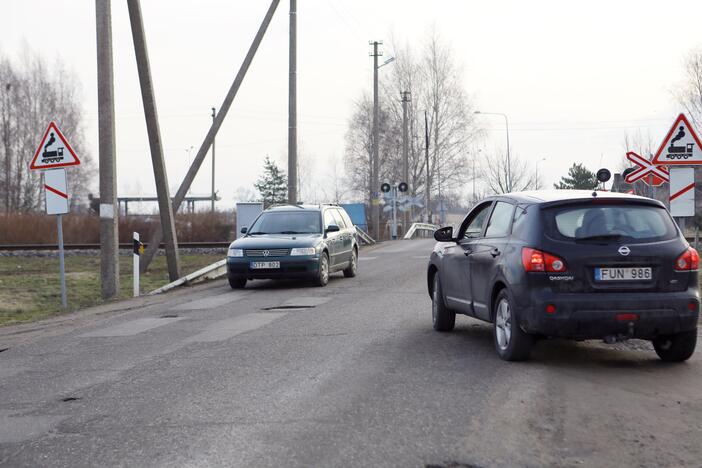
[29, 122, 81, 308]
[133, 232, 144, 297]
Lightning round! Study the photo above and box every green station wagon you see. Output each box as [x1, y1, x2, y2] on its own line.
[227, 204, 359, 288]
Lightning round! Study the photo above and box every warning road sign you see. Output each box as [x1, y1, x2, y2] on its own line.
[651, 113, 702, 165]
[624, 152, 669, 185]
[44, 168, 69, 215]
[669, 167, 695, 217]
[29, 122, 80, 170]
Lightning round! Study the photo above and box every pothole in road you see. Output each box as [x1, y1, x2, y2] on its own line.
[61, 397, 81, 402]
[260, 305, 315, 312]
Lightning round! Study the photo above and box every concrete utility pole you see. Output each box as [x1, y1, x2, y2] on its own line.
[211, 107, 216, 212]
[287, 0, 297, 204]
[127, 0, 181, 281]
[401, 91, 410, 233]
[140, 0, 281, 272]
[96, 0, 119, 299]
[424, 110, 431, 223]
[370, 40, 381, 239]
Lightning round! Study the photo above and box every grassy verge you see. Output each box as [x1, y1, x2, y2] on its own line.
[0, 253, 224, 326]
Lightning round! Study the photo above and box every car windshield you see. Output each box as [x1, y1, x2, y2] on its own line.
[544, 203, 678, 243]
[248, 211, 321, 234]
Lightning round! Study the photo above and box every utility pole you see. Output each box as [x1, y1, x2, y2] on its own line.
[96, 0, 119, 299]
[127, 0, 181, 281]
[211, 106, 216, 212]
[288, 0, 298, 204]
[401, 91, 410, 233]
[140, 0, 281, 272]
[370, 40, 381, 239]
[424, 110, 431, 224]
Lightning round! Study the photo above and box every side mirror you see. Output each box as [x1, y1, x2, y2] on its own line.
[240, 226, 248, 234]
[326, 224, 340, 233]
[434, 226, 454, 242]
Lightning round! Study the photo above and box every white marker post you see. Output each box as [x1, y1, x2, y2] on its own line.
[133, 232, 141, 297]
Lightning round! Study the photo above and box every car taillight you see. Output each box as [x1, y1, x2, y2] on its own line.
[522, 247, 567, 272]
[675, 247, 699, 271]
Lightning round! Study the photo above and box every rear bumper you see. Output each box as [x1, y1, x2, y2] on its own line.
[520, 288, 699, 339]
[227, 256, 319, 280]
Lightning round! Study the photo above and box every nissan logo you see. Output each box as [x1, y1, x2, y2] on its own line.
[618, 246, 630, 256]
[262, 250, 270, 257]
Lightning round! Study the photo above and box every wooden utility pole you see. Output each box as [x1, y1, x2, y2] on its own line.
[401, 91, 410, 233]
[288, 0, 297, 204]
[96, 0, 119, 299]
[127, 0, 181, 281]
[211, 106, 216, 212]
[140, 0, 281, 271]
[370, 40, 381, 239]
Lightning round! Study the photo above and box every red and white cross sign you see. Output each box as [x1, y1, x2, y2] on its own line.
[624, 152, 669, 186]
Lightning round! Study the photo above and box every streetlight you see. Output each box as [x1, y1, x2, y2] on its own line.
[535, 157, 546, 190]
[474, 110, 511, 192]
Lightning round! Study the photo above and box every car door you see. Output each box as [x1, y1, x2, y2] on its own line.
[441, 202, 493, 315]
[331, 209, 352, 264]
[323, 209, 341, 266]
[468, 201, 515, 321]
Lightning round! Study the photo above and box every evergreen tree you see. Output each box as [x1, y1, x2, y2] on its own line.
[254, 156, 288, 208]
[554, 163, 598, 190]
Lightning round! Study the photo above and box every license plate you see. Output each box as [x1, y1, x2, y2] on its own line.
[595, 267, 652, 281]
[250, 261, 280, 269]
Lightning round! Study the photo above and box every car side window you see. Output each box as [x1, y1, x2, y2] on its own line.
[485, 202, 515, 238]
[339, 209, 354, 228]
[323, 210, 335, 229]
[331, 209, 347, 228]
[460, 203, 493, 240]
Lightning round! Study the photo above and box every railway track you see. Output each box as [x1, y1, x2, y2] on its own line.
[0, 241, 231, 251]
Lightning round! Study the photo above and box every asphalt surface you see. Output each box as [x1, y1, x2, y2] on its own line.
[1, 238, 701, 467]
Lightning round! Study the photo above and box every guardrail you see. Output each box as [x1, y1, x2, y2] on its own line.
[355, 226, 376, 245]
[403, 223, 438, 240]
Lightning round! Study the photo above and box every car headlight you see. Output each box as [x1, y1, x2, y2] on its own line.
[228, 248, 244, 257]
[290, 247, 317, 256]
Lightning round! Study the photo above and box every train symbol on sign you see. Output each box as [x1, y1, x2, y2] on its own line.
[665, 126, 695, 160]
[41, 132, 65, 164]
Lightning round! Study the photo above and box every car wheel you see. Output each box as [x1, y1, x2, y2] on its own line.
[493, 289, 533, 361]
[432, 274, 455, 332]
[652, 329, 697, 362]
[315, 252, 330, 287]
[228, 277, 246, 289]
[343, 248, 358, 278]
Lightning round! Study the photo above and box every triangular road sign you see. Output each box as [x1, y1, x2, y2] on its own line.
[651, 113, 702, 165]
[29, 121, 80, 170]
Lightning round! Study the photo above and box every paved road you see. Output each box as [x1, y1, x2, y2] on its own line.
[1, 239, 701, 467]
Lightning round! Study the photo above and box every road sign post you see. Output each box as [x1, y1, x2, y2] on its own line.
[31, 124, 81, 309]
[133, 232, 143, 297]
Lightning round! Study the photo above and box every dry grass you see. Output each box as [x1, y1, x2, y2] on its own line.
[0, 211, 236, 244]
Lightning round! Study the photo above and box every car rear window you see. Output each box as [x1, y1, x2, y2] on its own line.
[544, 203, 677, 243]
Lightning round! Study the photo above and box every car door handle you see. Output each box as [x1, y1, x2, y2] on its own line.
[491, 248, 501, 257]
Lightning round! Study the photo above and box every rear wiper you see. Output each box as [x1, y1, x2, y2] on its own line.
[575, 234, 623, 241]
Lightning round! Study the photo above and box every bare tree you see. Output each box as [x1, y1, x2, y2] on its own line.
[483, 150, 536, 194]
[677, 47, 702, 129]
[0, 47, 93, 213]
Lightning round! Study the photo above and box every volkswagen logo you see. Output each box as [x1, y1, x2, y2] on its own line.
[262, 250, 270, 257]
[618, 246, 630, 256]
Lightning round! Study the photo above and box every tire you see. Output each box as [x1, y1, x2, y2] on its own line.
[432, 274, 455, 332]
[314, 252, 330, 287]
[228, 277, 246, 289]
[652, 329, 697, 362]
[343, 248, 358, 278]
[493, 289, 533, 361]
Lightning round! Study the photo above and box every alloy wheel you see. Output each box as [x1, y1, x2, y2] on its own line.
[495, 298, 512, 350]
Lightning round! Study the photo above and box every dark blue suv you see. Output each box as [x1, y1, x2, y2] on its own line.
[428, 190, 699, 362]
[227, 204, 358, 288]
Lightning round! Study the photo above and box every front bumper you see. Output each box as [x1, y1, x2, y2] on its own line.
[519, 288, 699, 339]
[227, 256, 319, 280]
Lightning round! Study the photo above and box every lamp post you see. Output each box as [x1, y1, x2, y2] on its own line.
[535, 157, 546, 190]
[474, 111, 511, 192]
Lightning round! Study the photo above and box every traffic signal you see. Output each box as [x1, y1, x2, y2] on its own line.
[381, 182, 391, 193]
[398, 182, 408, 192]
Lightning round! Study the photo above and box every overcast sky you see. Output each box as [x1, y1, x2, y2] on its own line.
[5, 0, 702, 209]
